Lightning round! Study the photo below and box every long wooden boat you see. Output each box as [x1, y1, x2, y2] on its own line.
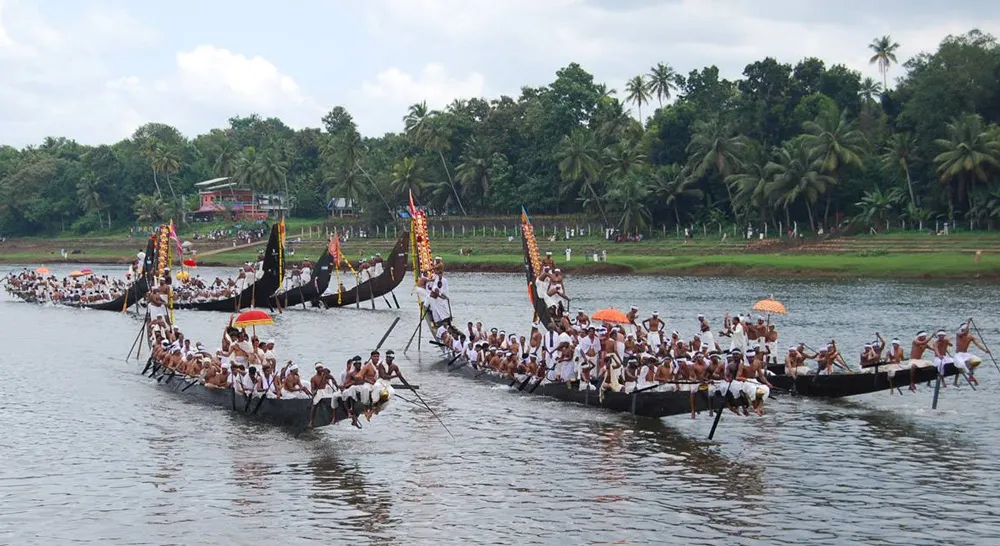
[318, 232, 409, 309]
[5, 235, 158, 311]
[173, 223, 283, 312]
[767, 359, 980, 397]
[411, 205, 760, 419]
[140, 358, 393, 431]
[267, 248, 334, 309]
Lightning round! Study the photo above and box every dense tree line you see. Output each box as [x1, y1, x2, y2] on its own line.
[1, 30, 999, 236]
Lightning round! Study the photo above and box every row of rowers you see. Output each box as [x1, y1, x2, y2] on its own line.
[146, 318, 407, 427]
[4, 270, 128, 304]
[436, 315, 777, 392]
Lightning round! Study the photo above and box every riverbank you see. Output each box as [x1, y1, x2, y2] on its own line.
[4, 231, 1000, 279]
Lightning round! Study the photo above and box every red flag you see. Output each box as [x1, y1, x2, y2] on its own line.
[329, 235, 342, 267]
[408, 190, 417, 218]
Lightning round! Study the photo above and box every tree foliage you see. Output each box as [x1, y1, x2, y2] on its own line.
[2, 30, 1000, 236]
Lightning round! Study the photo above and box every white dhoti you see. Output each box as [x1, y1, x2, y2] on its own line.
[700, 331, 716, 351]
[313, 386, 334, 406]
[558, 360, 576, 382]
[283, 390, 310, 400]
[933, 355, 954, 375]
[953, 352, 975, 375]
[426, 297, 450, 323]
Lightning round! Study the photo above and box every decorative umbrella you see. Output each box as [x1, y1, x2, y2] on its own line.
[591, 308, 630, 324]
[752, 297, 787, 326]
[35, 267, 49, 274]
[80, 268, 93, 275]
[233, 309, 275, 328]
[752, 298, 787, 315]
[69, 270, 86, 277]
[183, 258, 197, 267]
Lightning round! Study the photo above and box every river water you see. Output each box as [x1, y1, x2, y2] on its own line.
[2, 267, 1000, 545]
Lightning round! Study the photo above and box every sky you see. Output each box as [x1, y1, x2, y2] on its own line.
[0, 0, 997, 147]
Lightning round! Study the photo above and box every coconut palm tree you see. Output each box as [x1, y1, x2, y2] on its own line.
[764, 139, 834, 231]
[390, 156, 426, 198]
[854, 186, 904, 229]
[727, 161, 770, 225]
[868, 35, 900, 90]
[880, 132, 919, 205]
[859, 77, 883, 108]
[802, 107, 867, 224]
[256, 148, 289, 214]
[554, 129, 607, 221]
[602, 140, 646, 181]
[403, 101, 430, 140]
[214, 145, 237, 178]
[624, 75, 651, 121]
[650, 164, 702, 226]
[685, 117, 750, 207]
[933, 114, 1000, 218]
[133, 194, 164, 222]
[77, 174, 104, 228]
[419, 116, 467, 215]
[605, 174, 652, 233]
[647, 63, 678, 108]
[455, 137, 492, 207]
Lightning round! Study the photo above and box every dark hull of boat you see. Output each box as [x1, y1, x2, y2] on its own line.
[268, 249, 334, 309]
[146, 364, 346, 430]
[319, 232, 409, 309]
[768, 362, 965, 397]
[442, 355, 714, 418]
[65, 276, 151, 311]
[172, 277, 281, 311]
[173, 224, 283, 312]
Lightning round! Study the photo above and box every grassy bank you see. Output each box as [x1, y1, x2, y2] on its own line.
[4, 230, 1000, 280]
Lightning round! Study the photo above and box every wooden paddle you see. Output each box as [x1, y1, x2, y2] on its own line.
[404, 307, 429, 353]
[968, 318, 1000, 375]
[396, 373, 455, 440]
[126, 309, 151, 361]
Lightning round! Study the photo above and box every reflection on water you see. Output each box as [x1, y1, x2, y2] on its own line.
[2, 267, 1000, 544]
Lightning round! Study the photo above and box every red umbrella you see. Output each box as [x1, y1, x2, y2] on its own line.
[80, 268, 93, 275]
[183, 258, 197, 267]
[591, 308, 630, 324]
[232, 309, 274, 327]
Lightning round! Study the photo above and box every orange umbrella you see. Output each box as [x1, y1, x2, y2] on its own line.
[233, 309, 275, 327]
[591, 308, 630, 324]
[752, 298, 787, 315]
[35, 267, 49, 274]
[69, 270, 86, 277]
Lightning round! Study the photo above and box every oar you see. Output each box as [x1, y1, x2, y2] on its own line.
[968, 318, 1000, 375]
[708, 374, 738, 440]
[141, 356, 155, 375]
[404, 307, 428, 353]
[252, 373, 279, 414]
[126, 309, 151, 361]
[180, 379, 201, 392]
[396, 373, 455, 440]
[390, 289, 400, 309]
[375, 317, 401, 351]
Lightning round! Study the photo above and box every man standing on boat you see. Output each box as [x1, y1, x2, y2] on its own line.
[425, 258, 451, 326]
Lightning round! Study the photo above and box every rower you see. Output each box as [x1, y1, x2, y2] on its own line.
[626, 306, 639, 327]
[955, 321, 989, 385]
[377, 350, 405, 382]
[541, 251, 556, 271]
[309, 364, 332, 428]
[909, 331, 933, 392]
[282, 364, 311, 399]
[931, 330, 954, 386]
